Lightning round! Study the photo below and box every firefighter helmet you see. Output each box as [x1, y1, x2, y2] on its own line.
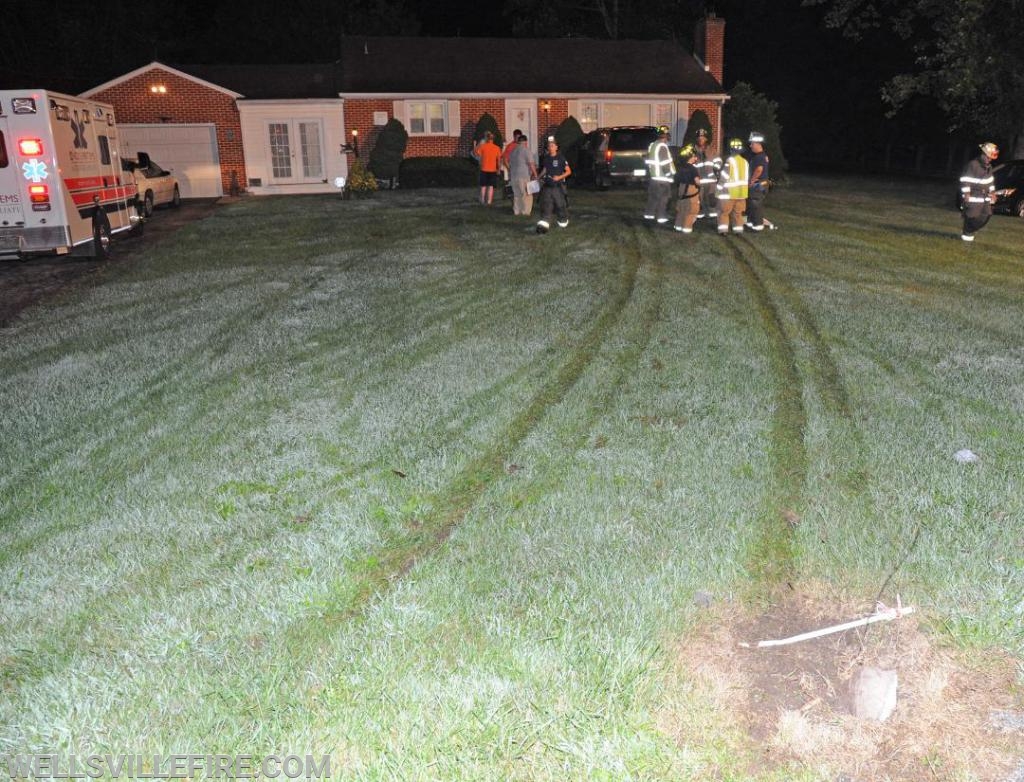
[728, 138, 744, 151]
[980, 142, 999, 159]
[748, 131, 765, 144]
[679, 144, 696, 159]
[657, 125, 670, 137]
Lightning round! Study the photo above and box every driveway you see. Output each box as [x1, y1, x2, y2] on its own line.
[0, 200, 221, 327]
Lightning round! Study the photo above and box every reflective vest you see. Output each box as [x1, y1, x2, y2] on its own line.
[959, 156, 995, 204]
[646, 141, 676, 183]
[717, 154, 749, 200]
[695, 148, 722, 184]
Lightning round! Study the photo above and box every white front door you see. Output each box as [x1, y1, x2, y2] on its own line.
[266, 120, 325, 184]
[505, 100, 537, 150]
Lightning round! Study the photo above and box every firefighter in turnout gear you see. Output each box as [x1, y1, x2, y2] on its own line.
[673, 144, 701, 234]
[536, 137, 572, 234]
[716, 138, 749, 234]
[959, 142, 999, 242]
[644, 125, 675, 224]
[694, 128, 721, 219]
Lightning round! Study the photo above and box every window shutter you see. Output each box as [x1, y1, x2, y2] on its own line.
[447, 100, 461, 137]
[567, 100, 581, 121]
[392, 100, 405, 126]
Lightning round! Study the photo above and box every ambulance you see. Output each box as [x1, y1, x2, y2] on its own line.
[0, 89, 143, 261]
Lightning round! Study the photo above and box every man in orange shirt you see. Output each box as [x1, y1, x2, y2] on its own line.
[475, 131, 503, 205]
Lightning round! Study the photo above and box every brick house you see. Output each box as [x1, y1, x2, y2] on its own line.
[82, 17, 728, 197]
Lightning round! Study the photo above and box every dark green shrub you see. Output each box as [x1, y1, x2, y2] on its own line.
[368, 118, 409, 182]
[556, 115, 585, 176]
[399, 157, 478, 188]
[723, 82, 789, 176]
[684, 110, 713, 146]
[472, 113, 503, 149]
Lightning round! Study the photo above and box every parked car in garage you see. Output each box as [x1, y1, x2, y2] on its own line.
[122, 152, 181, 217]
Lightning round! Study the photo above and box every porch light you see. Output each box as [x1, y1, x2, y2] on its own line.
[149, 85, 167, 94]
[541, 100, 551, 112]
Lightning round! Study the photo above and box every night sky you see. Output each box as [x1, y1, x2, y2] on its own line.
[0, 0, 959, 170]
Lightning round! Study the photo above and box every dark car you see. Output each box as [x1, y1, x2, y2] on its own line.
[956, 158, 1024, 217]
[992, 159, 1024, 218]
[579, 126, 659, 189]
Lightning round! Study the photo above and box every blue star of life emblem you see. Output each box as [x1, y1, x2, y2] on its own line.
[22, 159, 49, 183]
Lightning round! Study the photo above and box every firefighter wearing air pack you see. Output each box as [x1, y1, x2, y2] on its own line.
[643, 125, 675, 224]
[694, 128, 721, 219]
[716, 138, 749, 234]
[959, 142, 998, 242]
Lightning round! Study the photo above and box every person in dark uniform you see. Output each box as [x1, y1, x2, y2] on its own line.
[959, 142, 999, 242]
[536, 137, 572, 234]
[693, 128, 720, 219]
[673, 144, 701, 234]
[745, 131, 776, 231]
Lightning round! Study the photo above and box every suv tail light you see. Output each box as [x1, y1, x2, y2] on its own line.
[605, 149, 612, 162]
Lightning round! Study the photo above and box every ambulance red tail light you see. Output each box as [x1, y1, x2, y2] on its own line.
[29, 184, 51, 211]
[18, 138, 44, 156]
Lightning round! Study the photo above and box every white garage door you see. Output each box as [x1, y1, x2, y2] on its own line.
[119, 124, 223, 198]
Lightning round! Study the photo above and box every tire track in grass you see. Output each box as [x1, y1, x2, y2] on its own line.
[1, 216, 651, 741]
[722, 239, 806, 584]
[0, 199, 490, 498]
[292, 218, 666, 743]
[332, 222, 648, 617]
[0, 243, 618, 685]
[0, 231, 553, 544]
[0, 257, 579, 563]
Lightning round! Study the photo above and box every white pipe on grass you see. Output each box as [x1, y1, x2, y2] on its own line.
[739, 602, 916, 649]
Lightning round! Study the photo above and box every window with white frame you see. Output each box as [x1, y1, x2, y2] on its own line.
[580, 102, 599, 132]
[653, 103, 674, 128]
[407, 101, 447, 135]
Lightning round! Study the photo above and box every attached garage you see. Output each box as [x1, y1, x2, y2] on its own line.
[119, 124, 223, 198]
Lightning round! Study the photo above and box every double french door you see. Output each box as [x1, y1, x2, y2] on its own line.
[267, 120, 324, 183]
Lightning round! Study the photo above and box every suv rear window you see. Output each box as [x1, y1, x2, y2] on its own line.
[0, 131, 8, 168]
[608, 129, 657, 151]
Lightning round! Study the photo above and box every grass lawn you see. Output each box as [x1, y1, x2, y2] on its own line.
[1, 175, 1022, 780]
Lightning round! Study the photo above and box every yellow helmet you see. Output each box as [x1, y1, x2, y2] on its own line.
[679, 144, 696, 158]
[728, 138, 744, 151]
[657, 125, 670, 137]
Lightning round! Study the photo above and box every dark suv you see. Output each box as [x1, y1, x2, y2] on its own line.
[992, 159, 1024, 218]
[579, 126, 659, 189]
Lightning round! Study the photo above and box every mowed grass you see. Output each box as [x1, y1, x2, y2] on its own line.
[0, 176, 1021, 779]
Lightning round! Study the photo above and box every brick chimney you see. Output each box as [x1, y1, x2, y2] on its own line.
[694, 13, 726, 85]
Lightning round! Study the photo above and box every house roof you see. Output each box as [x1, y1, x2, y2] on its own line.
[337, 36, 724, 95]
[176, 63, 343, 100]
[82, 37, 725, 102]
[80, 62, 244, 99]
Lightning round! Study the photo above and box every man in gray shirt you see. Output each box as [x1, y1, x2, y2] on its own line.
[509, 135, 539, 216]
